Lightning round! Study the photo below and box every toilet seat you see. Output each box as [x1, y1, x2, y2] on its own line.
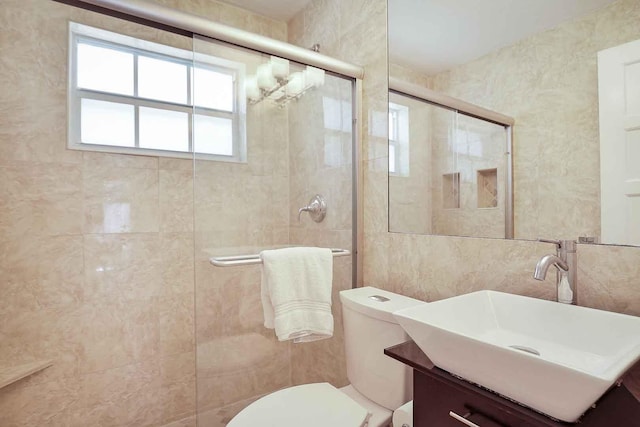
[227, 382, 370, 427]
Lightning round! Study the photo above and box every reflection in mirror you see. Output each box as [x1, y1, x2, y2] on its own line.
[388, 82, 513, 239]
[388, 0, 640, 246]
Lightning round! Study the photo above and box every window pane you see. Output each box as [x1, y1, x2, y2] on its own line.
[389, 144, 397, 174]
[138, 56, 188, 104]
[77, 43, 134, 95]
[139, 107, 189, 152]
[194, 115, 233, 155]
[389, 111, 395, 140]
[193, 67, 234, 111]
[81, 98, 134, 146]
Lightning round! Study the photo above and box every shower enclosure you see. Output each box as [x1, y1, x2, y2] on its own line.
[191, 35, 358, 424]
[0, 1, 361, 426]
[388, 78, 514, 240]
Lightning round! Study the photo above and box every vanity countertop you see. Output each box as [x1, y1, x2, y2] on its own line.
[385, 341, 640, 427]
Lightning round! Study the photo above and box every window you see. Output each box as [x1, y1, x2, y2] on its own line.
[68, 23, 246, 161]
[388, 102, 410, 176]
[388, 106, 400, 174]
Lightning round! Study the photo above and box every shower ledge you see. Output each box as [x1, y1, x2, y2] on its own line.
[0, 360, 53, 389]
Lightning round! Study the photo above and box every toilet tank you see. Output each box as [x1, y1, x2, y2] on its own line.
[340, 286, 425, 410]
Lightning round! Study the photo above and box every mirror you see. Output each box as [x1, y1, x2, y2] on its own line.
[388, 0, 640, 246]
[388, 87, 513, 239]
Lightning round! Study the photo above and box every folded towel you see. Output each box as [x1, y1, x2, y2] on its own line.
[260, 247, 334, 343]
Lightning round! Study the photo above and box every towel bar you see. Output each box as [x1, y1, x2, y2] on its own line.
[210, 248, 351, 267]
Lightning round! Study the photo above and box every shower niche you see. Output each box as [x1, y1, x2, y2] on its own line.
[477, 168, 498, 209]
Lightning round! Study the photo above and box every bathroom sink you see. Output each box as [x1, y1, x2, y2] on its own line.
[392, 290, 640, 422]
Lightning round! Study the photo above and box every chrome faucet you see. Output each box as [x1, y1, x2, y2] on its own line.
[533, 239, 577, 304]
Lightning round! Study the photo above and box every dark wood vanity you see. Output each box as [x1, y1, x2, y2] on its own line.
[385, 341, 640, 427]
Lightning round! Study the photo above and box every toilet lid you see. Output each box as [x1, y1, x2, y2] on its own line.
[227, 383, 370, 427]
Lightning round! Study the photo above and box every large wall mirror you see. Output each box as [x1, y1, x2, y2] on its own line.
[388, 0, 640, 246]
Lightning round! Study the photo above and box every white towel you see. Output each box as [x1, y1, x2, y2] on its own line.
[260, 247, 333, 343]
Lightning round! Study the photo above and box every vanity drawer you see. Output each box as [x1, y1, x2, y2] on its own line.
[413, 370, 542, 427]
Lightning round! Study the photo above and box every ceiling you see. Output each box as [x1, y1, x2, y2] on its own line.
[222, 0, 618, 76]
[389, 0, 618, 75]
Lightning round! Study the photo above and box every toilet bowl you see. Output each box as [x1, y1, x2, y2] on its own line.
[227, 286, 425, 427]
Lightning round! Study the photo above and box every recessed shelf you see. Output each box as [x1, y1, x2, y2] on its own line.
[0, 360, 53, 389]
[477, 168, 498, 208]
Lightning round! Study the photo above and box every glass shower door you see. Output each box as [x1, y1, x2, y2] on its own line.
[191, 35, 355, 426]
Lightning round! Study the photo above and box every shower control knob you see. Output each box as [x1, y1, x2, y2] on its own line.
[298, 194, 327, 223]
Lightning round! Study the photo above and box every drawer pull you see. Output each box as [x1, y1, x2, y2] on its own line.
[449, 411, 481, 427]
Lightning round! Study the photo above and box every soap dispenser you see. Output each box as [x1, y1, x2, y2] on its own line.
[557, 272, 573, 304]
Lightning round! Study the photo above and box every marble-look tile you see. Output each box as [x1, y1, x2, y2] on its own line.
[362, 232, 389, 287]
[157, 352, 197, 424]
[83, 233, 162, 302]
[161, 415, 196, 427]
[0, 193, 83, 238]
[160, 169, 194, 233]
[196, 394, 261, 427]
[82, 361, 164, 427]
[386, 234, 557, 303]
[157, 292, 195, 357]
[578, 244, 640, 316]
[0, 162, 83, 236]
[215, 2, 286, 39]
[0, 236, 84, 314]
[0, 306, 84, 386]
[390, 63, 431, 88]
[0, 376, 85, 427]
[194, 174, 290, 250]
[302, 0, 340, 55]
[161, 233, 195, 296]
[363, 167, 389, 234]
[195, 265, 264, 342]
[78, 298, 159, 374]
[246, 103, 290, 177]
[82, 152, 158, 170]
[159, 157, 194, 171]
[83, 158, 160, 234]
[196, 332, 290, 411]
[0, 4, 79, 167]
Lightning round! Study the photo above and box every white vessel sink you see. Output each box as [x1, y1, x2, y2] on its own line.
[393, 290, 640, 422]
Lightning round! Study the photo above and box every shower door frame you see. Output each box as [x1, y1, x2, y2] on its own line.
[388, 77, 515, 240]
[53, 0, 365, 288]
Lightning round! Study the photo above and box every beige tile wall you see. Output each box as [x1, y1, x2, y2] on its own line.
[288, 0, 391, 304]
[286, 75, 354, 387]
[288, 0, 388, 387]
[0, 0, 288, 426]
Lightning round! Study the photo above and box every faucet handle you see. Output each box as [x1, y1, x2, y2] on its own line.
[538, 238, 577, 252]
[538, 238, 562, 247]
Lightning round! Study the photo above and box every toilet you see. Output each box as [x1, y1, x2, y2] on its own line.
[228, 286, 425, 427]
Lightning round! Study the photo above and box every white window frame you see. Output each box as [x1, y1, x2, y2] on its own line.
[68, 22, 247, 162]
[388, 102, 410, 177]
